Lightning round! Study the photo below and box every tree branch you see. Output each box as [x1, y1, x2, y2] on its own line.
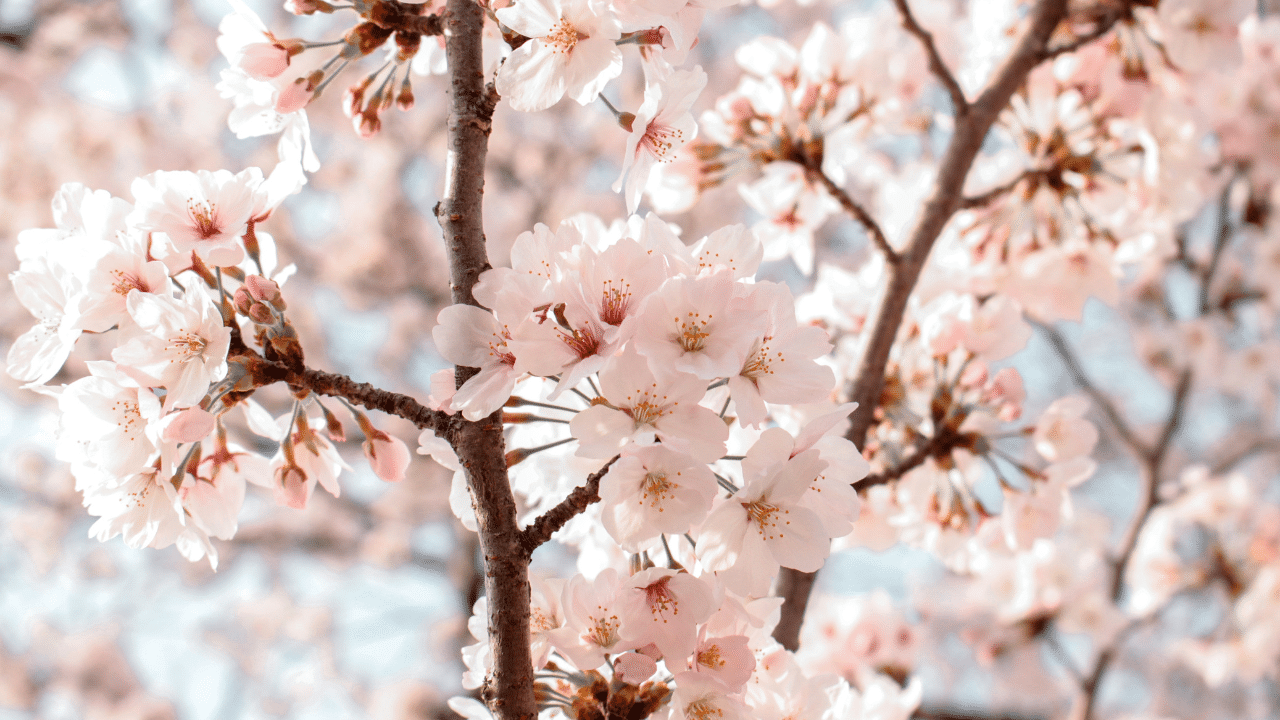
[434, 1, 533, 719]
[807, 168, 898, 262]
[1029, 319, 1148, 456]
[958, 170, 1039, 209]
[1108, 369, 1191, 602]
[519, 456, 619, 556]
[891, 0, 968, 115]
[286, 366, 452, 431]
[1198, 176, 1237, 314]
[772, 0, 1074, 652]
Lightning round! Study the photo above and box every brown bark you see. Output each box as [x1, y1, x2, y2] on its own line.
[772, 0, 1076, 652]
[433, 1, 535, 719]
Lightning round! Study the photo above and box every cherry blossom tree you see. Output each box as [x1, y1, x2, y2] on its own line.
[2, 1, 1280, 720]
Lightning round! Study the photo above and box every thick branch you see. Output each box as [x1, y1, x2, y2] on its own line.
[519, 456, 619, 556]
[772, 0, 1074, 652]
[891, 0, 968, 115]
[436, 2, 533, 719]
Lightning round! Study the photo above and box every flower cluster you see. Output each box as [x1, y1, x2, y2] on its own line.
[8, 168, 408, 568]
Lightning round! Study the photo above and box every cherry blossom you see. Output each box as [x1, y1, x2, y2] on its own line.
[495, 0, 623, 112]
[615, 64, 706, 213]
[569, 349, 727, 462]
[598, 445, 717, 550]
[698, 448, 831, 594]
[130, 169, 265, 268]
[111, 290, 232, 410]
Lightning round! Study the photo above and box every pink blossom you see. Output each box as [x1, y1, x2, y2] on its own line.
[632, 270, 765, 380]
[598, 445, 717, 550]
[495, 0, 623, 112]
[615, 64, 706, 214]
[130, 169, 264, 268]
[569, 349, 727, 462]
[698, 448, 830, 594]
[1033, 396, 1098, 462]
[617, 568, 714, 664]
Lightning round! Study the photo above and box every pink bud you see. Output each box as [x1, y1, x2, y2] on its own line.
[240, 42, 291, 80]
[274, 465, 310, 509]
[233, 287, 253, 315]
[248, 303, 275, 325]
[364, 433, 411, 482]
[275, 78, 312, 114]
[354, 109, 381, 138]
[161, 407, 216, 444]
[245, 274, 282, 305]
[958, 359, 988, 388]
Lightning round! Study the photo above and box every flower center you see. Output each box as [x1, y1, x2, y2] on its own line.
[743, 499, 790, 541]
[599, 280, 631, 326]
[546, 18, 584, 54]
[642, 123, 684, 161]
[685, 699, 724, 720]
[642, 576, 677, 619]
[111, 269, 148, 297]
[675, 311, 711, 352]
[740, 337, 779, 382]
[113, 398, 143, 434]
[642, 471, 676, 507]
[169, 332, 208, 361]
[628, 399, 665, 427]
[186, 199, 222, 240]
[558, 326, 601, 360]
[584, 608, 621, 648]
[697, 644, 726, 670]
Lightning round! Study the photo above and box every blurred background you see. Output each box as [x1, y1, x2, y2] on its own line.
[3, 1, 1279, 720]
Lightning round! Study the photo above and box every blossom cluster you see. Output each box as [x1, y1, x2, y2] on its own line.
[7, 163, 410, 568]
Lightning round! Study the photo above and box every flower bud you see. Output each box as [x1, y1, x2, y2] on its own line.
[276, 77, 313, 114]
[240, 42, 292, 80]
[274, 464, 310, 509]
[248, 302, 275, 325]
[233, 287, 254, 316]
[284, 0, 334, 14]
[344, 22, 394, 58]
[396, 82, 415, 111]
[245, 274, 283, 307]
[355, 108, 382, 138]
[394, 30, 421, 63]
[364, 432, 411, 482]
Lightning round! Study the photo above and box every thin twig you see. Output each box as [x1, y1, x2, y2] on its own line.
[807, 168, 898, 262]
[286, 365, 452, 431]
[1109, 369, 1191, 602]
[1029, 319, 1148, 456]
[1198, 177, 1237, 314]
[1210, 436, 1280, 474]
[519, 456, 620, 556]
[958, 170, 1038, 209]
[892, 0, 968, 115]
